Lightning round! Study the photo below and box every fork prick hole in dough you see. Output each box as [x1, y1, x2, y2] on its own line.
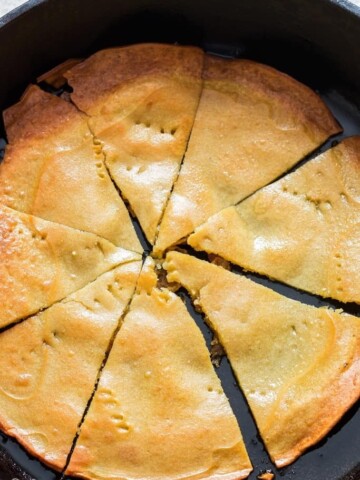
[52, 330, 61, 340]
[111, 414, 124, 421]
[117, 424, 130, 433]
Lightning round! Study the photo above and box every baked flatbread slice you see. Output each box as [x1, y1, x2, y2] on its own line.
[164, 252, 360, 468]
[188, 137, 360, 304]
[65, 44, 204, 243]
[0, 260, 142, 471]
[154, 55, 341, 255]
[0, 204, 141, 328]
[0, 85, 141, 252]
[66, 262, 252, 480]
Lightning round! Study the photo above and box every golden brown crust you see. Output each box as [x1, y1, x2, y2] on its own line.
[257, 472, 274, 480]
[164, 252, 360, 468]
[66, 43, 204, 115]
[188, 136, 360, 304]
[204, 55, 340, 139]
[67, 268, 252, 480]
[154, 54, 341, 255]
[65, 44, 204, 243]
[3, 85, 84, 145]
[0, 85, 142, 251]
[268, 356, 359, 467]
[0, 261, 141, 471]
[135, 257, 159, 293]
[0, 204, 140, 328]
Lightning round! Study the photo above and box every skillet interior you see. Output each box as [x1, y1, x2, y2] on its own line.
[0, 1, 360, 479]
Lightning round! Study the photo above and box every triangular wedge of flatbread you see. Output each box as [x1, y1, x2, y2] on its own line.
[154, 55, 341, 255]
[0, 260, 142, 471]
[164, 252, 360, 468]
[188, 136, 360, 304]
[0, 85, 141, 252]
[65, 43, 204, 244]
[0, 204, 141, 328]
[66, 259, 252, 480]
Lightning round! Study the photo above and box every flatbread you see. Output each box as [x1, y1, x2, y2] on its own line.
[188, 137, 360, 304]
[0, 204, 141, 328]
[66, 264, 252, 480]
[0, 85, 141, 252]
[154, 55, 341, 255]
[65, 43, 204, 243]
[164, 252, 360, 467]
[0, 260, 142, 471]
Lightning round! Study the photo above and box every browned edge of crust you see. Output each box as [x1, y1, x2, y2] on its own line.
[273, 358, 360, 468]
[3, 84, 81, 144]
[65, 43, 204, 112]
[204, 54, 342, 139]
[164, 254, 360, 470]
[0, 416, 65, 472]
[37, 58, 83, 89]
[338, 135, 360, 160]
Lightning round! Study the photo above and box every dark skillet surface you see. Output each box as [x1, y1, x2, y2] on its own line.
[0, 2, 360, 479]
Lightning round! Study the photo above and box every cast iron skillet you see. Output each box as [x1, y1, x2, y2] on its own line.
[0, 1, 360, 479]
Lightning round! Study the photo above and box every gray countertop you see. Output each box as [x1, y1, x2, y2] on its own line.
[0, 0, 27, 18]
